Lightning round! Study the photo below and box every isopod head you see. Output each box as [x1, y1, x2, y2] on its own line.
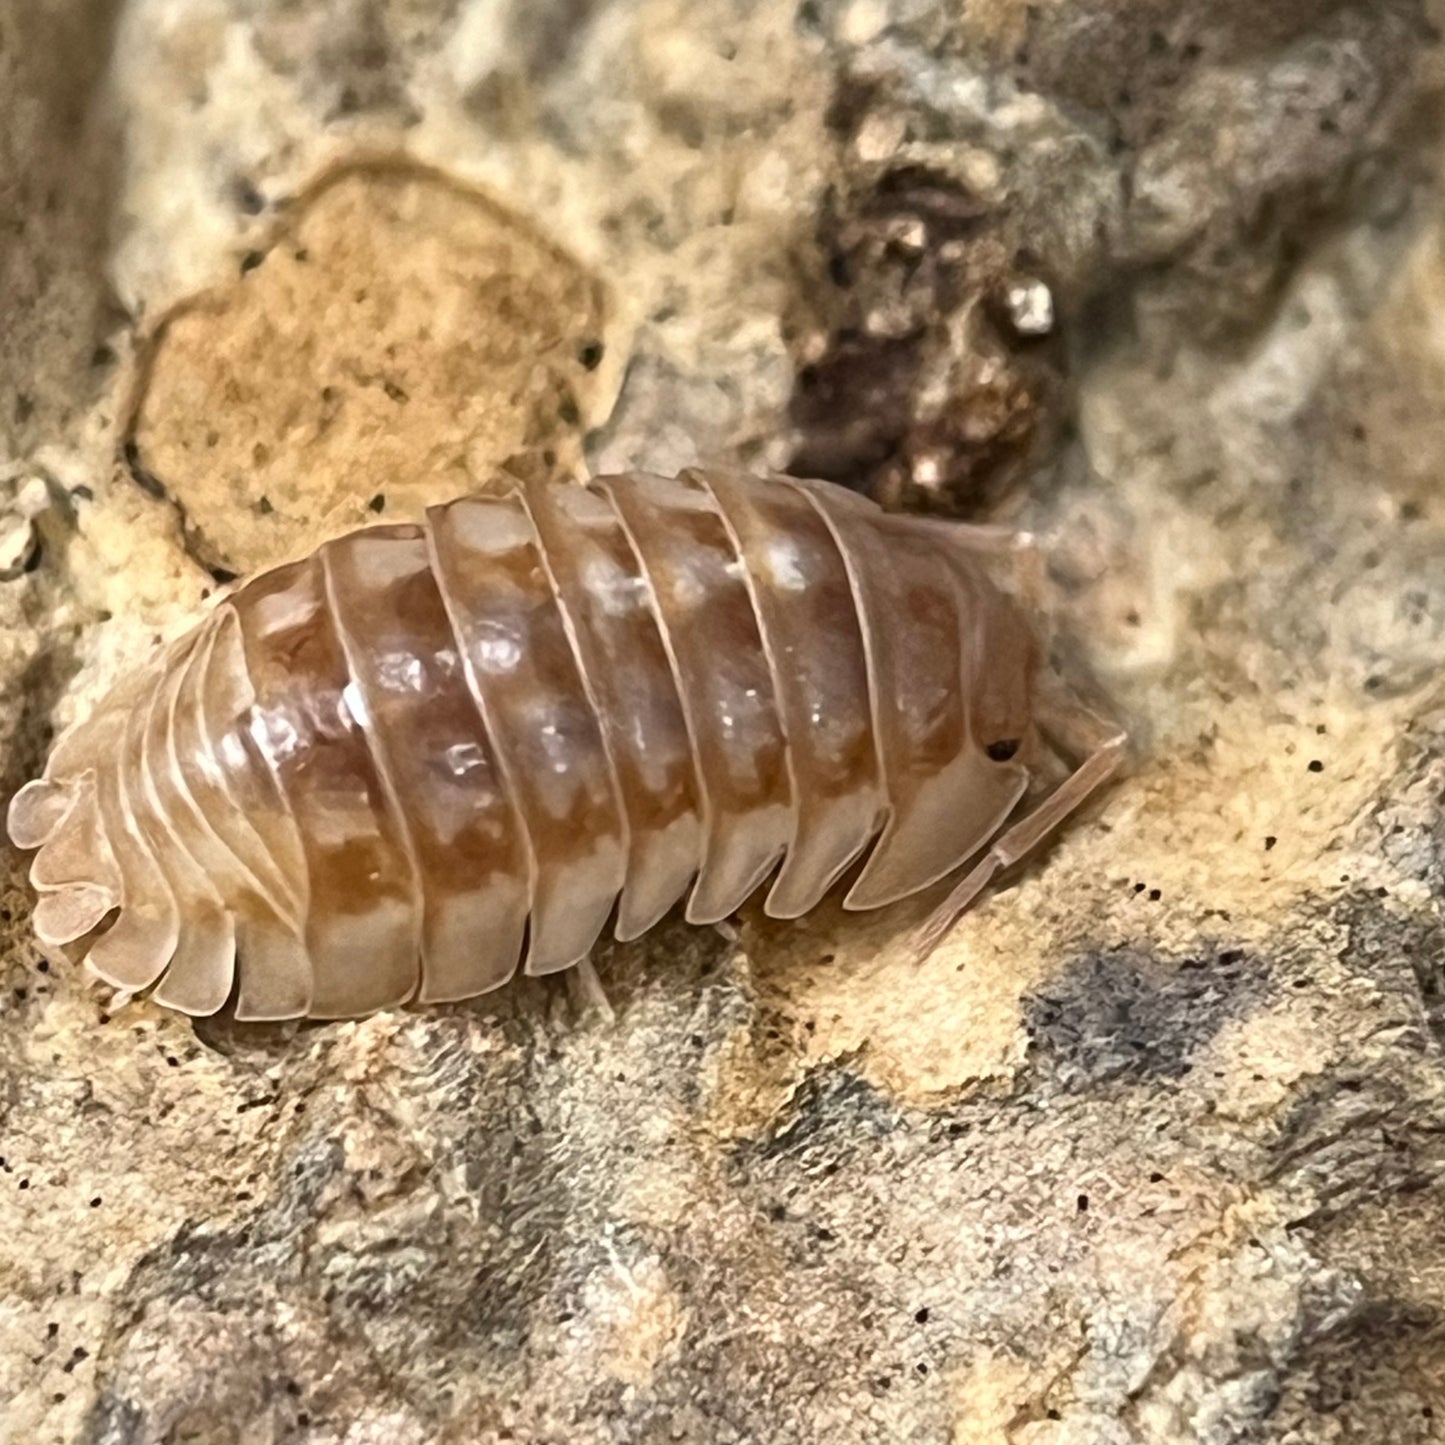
[967, 590, 1042, 769]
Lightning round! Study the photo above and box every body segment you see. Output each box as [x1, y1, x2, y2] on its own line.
[8, 469, 1125, 1020]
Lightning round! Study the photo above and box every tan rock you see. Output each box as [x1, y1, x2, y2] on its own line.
[2, 2, 1444, 1444]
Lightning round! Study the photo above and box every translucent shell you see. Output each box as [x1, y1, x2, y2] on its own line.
[8, 469, 1045, 1020]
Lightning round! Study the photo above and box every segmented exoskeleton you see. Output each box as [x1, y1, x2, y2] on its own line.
[7, 469, 1125, 1020]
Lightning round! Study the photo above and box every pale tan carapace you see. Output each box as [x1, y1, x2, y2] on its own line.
[7, 469, 1125, 1020]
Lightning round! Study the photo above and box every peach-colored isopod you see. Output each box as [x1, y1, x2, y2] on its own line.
[7, 469, 1125, 1021]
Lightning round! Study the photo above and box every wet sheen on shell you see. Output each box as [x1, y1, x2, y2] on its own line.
[8, 469, 1057, 1021]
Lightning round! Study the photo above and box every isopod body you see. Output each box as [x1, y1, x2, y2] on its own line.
[7, 469, 1124, 1020]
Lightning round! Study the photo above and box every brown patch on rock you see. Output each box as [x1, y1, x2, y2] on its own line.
[789, 160, 1069, 516]
[124, 159, 611, 575]
[737, 893, 1045, 1107]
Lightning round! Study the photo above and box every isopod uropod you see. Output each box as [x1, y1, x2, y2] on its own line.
[7, 468, 1125, 1021]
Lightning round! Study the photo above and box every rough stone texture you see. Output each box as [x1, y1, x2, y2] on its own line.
[127, 162, 610, 575]
[3, 2, 1445, 1443]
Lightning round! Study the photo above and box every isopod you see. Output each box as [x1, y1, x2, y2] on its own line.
[6, 468, 1125, 1021]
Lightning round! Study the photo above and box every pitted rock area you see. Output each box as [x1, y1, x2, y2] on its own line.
[1, 2, 1444, 1443]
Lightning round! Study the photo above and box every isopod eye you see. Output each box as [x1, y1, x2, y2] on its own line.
[985, 738, 1020, 763]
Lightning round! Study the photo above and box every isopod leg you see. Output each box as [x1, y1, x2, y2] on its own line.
[564, 956, 615, 1024]
[912, 677, 1127, 957]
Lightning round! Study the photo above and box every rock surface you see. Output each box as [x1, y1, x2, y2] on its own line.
[3, 2, 1445, 1442]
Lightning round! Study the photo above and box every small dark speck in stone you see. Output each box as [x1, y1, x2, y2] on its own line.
[1077, 1194, 1089, 1213]
[234, 178, 265, 214]
[1133, 882, 1146, 894]
[1264, 836, 1277, 851]
[578, 340, 605, 370]
[1149, 1171, 1165, 1182]
[1148, 888, 1162, 901]
[914, 1307, 930, 1324]
[1308, 759, 1324, 773]
[368, 494, 387, 513]
[232, 176, 267, 212]
[89, 1197, 102, 1208]
[240, 250, 264, 274]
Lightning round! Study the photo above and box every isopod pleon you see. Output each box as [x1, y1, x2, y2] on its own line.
[6, 468, 1126, 1020]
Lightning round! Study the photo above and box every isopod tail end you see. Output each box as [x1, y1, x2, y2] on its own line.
[32, 884, 115, 947]
[10, 773, 123, 948]
[8, 777, 78, 851]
